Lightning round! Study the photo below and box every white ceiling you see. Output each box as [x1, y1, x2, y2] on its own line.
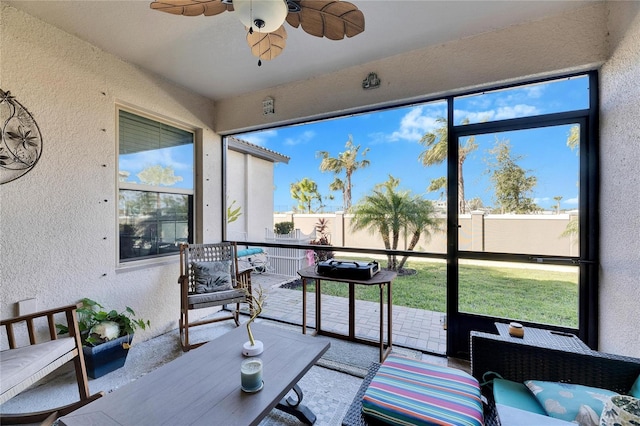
[7, 0, 596, 101]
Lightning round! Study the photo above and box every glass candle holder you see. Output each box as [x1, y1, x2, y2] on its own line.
[240, 358, 263, 392]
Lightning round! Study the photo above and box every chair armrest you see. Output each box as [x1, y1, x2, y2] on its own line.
[236, 269, 252, 291]
[471, 331, 640, 394]
[2, 304, 83, 349]
[1, 303, 80, 327]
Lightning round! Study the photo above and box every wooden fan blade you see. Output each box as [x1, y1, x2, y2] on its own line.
[150, 0, 230, 17]
[247, 26, 288, 60]
[286, 0, 364, 40]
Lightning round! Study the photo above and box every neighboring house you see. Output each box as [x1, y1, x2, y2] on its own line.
[226, 137, 289, 242]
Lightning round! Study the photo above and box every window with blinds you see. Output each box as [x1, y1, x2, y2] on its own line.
[117, 109, 194, 262]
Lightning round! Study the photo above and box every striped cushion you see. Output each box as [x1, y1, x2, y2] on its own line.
[362, 355, 484, 426]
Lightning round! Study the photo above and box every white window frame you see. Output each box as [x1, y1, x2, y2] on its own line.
[116, 106, 196, 265]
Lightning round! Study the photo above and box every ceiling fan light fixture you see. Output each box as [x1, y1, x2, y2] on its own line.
[234, 0, 288, 33]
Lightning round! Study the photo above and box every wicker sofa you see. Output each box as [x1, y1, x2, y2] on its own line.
[470, 331, 640, 425]
[342, 331, 640, 426]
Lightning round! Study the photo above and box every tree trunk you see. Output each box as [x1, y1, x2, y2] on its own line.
[381, 232, 393, 268]
[397, 231, 421, 270]
[345, 173, 352, 211]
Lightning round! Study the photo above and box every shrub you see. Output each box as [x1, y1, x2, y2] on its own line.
[274, 221, 295, 235]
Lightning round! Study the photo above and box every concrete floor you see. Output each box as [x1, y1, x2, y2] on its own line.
[1, 318, 363, 426]
[1, 272, 464, 426]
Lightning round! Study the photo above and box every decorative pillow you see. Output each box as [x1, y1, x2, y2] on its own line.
[192, 261, 233, 293]
[493, 378, 547, 415]
[525, 380, 618, 426]
[630, 374, 640, 399]
[600, 395, 640, 426]
[362, 355, 484, 426]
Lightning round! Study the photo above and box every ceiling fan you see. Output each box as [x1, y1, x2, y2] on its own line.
[150, 0, 365, 65]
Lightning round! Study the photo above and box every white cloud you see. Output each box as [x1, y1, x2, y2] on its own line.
[456, 105, 540, 122]
[367, 131, 388, 145]
[284, 130, 316, 146]
[534, 197, 551, 204]
[120, 147, 189, 173]
[523, 84, 546, 99]
[565, 196, 579, 205]
[239, 130, 278, 147]
[384, 100, 539, 145]
[494, 104, 540, 120]
[389, 106, 442, 142]
[454, 109, 495, 123]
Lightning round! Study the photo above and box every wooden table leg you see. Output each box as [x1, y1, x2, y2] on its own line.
[387, 280, 393, 356]
[316, 279, 322, 334]
[349, 282, 355, 340]
[302, 277, 307, 334]
[378, 281, 393, 362]
[379, 283, 384, 361]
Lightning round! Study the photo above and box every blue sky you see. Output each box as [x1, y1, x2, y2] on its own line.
[239, 76, 589, 213]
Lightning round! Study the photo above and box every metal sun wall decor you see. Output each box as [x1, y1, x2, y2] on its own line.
[1, 89, 43, 184]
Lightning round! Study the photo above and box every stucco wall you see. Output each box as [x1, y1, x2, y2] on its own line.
[214, 3, 608, 133]
[276, 213, 577, 256]
[599, 1, 640, 357]
[0, 4, 221, 342]
[2, 1, 638, 357]
[226, 150, 275, 241]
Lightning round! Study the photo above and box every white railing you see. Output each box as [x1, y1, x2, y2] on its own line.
[265, 228, 315, 277]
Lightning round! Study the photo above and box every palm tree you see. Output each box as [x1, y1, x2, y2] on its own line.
[317, 136, 370, 212]
[290, 177, 323, 213]
[351, 176, 440, 271]
[553, 196, 563, 214]
[419, 117, 477, 214]
[567, 125, 579, 152]
[397, 195, 442, 270]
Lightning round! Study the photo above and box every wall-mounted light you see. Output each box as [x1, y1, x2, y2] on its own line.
[263, 97, 275, 115]
[362, 72, 381, 90]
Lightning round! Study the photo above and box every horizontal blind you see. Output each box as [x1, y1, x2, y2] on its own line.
[119, 110, 192, 155]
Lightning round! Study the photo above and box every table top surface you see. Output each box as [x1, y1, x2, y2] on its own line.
[494, 322, 590, 352]
[297, 265, 397, 285]
[59, 323, 329, 426]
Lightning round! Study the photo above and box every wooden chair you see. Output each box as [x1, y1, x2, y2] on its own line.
[1, 304, 103, 425]
[178, 242, 252, 351]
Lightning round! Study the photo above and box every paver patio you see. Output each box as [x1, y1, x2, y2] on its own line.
[246, 273, 447, 355]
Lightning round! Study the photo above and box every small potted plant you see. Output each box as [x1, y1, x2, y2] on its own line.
[242, 286, 266, 357]
[56, 298, 150, 378]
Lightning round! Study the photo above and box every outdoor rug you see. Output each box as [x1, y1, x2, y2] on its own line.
[259, 320, 423, 378]
[187, 312, 424, 378]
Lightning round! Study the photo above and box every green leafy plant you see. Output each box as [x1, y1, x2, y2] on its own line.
[274, 221, 294, 235]
[227, 198, 242, 224]
[56, 298, 150, 347]
[309, 218, 334, 261]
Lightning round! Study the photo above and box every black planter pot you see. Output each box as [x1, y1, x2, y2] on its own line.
[82, 334, 133, 379]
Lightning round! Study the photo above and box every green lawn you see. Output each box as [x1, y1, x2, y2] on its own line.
[297, 259, 578, 328]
